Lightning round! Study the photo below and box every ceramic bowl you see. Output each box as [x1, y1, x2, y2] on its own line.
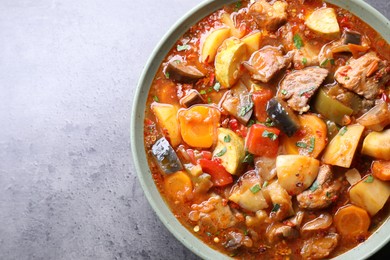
[131, 1, 390, 259]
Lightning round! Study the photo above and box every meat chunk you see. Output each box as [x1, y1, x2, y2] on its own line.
[335, 52, 390, 99]
[266, 223, 299, 243]
[244, 46, 293, 83]
[249, 0, 288, 31]
[223, 230, 253, 250]
[301, 233, 339, 259]
[279, 67, 328, 112]
[189, 194, 236, 233]
[297, 165, 342, 210]
[292, 46, 320, 68]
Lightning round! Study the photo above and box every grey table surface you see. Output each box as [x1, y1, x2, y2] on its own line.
[0, 0, 389, 259]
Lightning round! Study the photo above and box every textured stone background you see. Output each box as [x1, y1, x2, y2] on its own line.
[0, 0, 388, 259]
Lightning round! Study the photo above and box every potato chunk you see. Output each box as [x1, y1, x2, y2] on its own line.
[241, 31, 262, 56]
[213, 128, 245, 175]
[361, 129, 390, 160]
[306, 8, 340, 39]
[201, 27, 231, 63]
[276, 155, 320, 195]
[215, 37, 247, 88]
[349, 175, 390, 216]
[322, 124, 365, 168]
[151, 103, 181, 147]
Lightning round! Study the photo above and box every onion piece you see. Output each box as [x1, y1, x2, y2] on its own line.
[357, 101, 390, 131]
[345, 168, 361, 186]
[301, 213, 333, 232]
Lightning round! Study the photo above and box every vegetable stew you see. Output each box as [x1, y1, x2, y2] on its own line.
[143, 0, 390, 258]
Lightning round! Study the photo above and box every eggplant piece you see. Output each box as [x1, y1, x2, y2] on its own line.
[342, 30, 362, 45]
[180, 89, 204, 108]
[221, 82, 253, 124]
[266, 97, 300, 137]
[151, 137, 183, 174]
[165, 61, 205, 83]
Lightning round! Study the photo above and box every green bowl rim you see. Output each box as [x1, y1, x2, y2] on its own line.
[131, 0, 389, 259]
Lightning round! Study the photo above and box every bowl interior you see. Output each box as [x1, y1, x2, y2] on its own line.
[131, 1, 390, 259]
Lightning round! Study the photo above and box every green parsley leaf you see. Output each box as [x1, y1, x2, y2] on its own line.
[224, 135, 231, 143]
[281, 89, 288, 95]
[320, 59, 329, 67]
[174, 60, 181, 64]
[299, 87, 315, 96]
[262, 181, 269, 188]
[293, 34, 304, 49]
[199, 90, 206, 95]
[302, 57, 307, 65]
[339, 126, 348, 136]
[234, 1, 242, 11]
[271, 203, 280, 212]
[153, 95, 159, 102]
[207, 97, 212, 104]
[296, 141, 307, 148]
[308, 137, 315, 153]
[326, 191, 331, 198]
[344, 76, 350, 80]
[239, 103, 254, 117]
[330, 58, 335, 65]
[250, 184, 261, 194]
[213, 82, 221, 92]
[215, 146, 227, 157]
[243, 152, 254, 164]
[206, 232, 212, 236]
[364, 175, 374, 183]
[262, 130, 278, 141]
[243, 229, 249, 236]
[208, 87, 213, 93]
[165, 72, 170, 79]
[265, 117, 275, 127]
[309, 181, 319, 191]
[177, 44, 190, 51]
[247, 119, 256, 127]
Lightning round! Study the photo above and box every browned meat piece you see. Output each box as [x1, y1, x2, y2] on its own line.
[292, 47, 320, 68]
[243, 46, 293, 83]
[301, 233, 340, 259]
[297, 165, 342, 210]
[223, 230, 253, 250]
[249, 0, 288, 31]
[266, 223, 299, 243]
[335, 52, 390, 99]
[180, 89, 204, 108]
[279, 67, 328, 112]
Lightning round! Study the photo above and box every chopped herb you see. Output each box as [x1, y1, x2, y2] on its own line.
[207, 97, 212, 104]
[281, 89, 288, 95]
[234, 1, 242, 11]
[296, 141, 307, 148]
[206, 232, 212, 236]
[309, 181, 319, 191]
[208, 87, 213, 93]
[299, 87, 315, 96]
[230, 252, 238, 257]
[250, 184, 261, 194]
[224, 135, 231, 143]
[262, 181, 269, 188]
[326, 191, 331, 198]
[215, 147, 227, 157]
[244, 229, 249, 236]
[247, 119, 256, 127]
[177, 44, 190, 51]
[308, 137, 315, 153]
[364, 175, 374, 183]
[320, 59, 329, 67]
[200, 90, 206, 95]
[262, 130, 278, 141]
[264, 117, 275, 127]
[339, 126, 348, 136]
[153, 95, 159, 102]
[165, 72, 170, 79]
[239, 103, 254, 117]
[293, 34, 304, 49]
[330, 58, 335, 65]
[213, 82, 221, 92]
[344, 76, 350, 80]
[302, 57, 307, 65]
[174, 60, 181, 64]
[271, 203, 280, 212]
[243, 152, 254, 164]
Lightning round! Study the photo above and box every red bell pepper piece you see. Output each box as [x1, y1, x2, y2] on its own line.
[245, 124, 280, 157]
[198, 159, 233, 187]
[252, 89, 273, 122]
